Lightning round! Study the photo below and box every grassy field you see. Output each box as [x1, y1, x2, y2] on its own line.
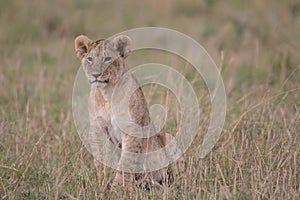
[0, 0, 299, 199]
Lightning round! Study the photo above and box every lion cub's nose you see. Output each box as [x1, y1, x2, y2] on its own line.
[92, 73, 102, 79]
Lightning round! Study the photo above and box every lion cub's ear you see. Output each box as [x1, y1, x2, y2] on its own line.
[74, 35, 93, 60]
[111, 35, 131, 59]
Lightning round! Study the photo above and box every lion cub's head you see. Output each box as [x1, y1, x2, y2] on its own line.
[74, 35, 131, 88]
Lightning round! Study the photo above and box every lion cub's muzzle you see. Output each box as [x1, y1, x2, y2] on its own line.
[89, 73, 109, 87]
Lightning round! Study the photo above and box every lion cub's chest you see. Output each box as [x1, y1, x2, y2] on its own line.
[89, 87, 122, 146]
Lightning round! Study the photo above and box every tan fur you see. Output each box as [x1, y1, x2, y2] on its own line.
[74, 35, 184, 189]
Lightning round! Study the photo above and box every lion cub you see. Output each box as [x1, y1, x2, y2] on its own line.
[74, 35, 183, 189]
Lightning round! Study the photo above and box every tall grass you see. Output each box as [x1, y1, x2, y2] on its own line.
[0, 0, 299, 199]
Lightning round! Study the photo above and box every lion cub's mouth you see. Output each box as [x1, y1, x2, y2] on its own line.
[89, 78, 109, 87]
[90, 79, 109, 84]
[88, 72, 110, 87]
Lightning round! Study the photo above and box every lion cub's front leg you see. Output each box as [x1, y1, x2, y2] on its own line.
[112, 134, 168, 190]
[111, 134, 141, 189]
[88, 117, 112, 183]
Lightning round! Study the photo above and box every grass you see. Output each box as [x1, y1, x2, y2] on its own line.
[0, 0, 299, 199]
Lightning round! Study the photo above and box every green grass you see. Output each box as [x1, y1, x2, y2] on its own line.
[0, 0, 299, 199]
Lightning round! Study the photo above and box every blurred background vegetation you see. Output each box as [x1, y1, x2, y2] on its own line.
[0, 0, 299, 199]
[1, 0, 300, 97]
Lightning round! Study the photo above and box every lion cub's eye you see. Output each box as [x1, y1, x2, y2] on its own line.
[86, 57, 93, 64]
[104, 57, 112, 63]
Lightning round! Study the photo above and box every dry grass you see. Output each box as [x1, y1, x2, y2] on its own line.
[0, 0, 299, 199]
